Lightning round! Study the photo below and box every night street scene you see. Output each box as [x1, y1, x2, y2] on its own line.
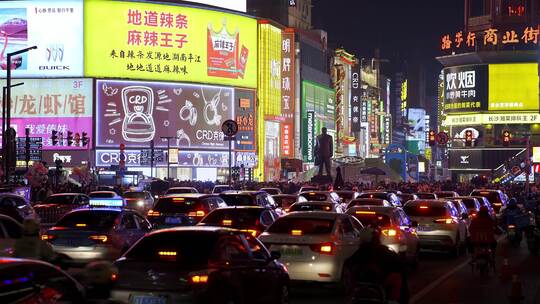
[2, 0, 540, 303]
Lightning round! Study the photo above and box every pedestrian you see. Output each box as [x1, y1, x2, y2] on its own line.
[334, 166, 345, 190]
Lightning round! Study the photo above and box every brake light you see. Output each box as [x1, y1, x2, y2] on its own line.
[284, 208, 290, 212]
[188, 210, 205, 217]
[508, 224, 516, 229]
[493, 203, 502, 206]
[41, 234, 56, 241]
[355, 211, 376, 215]
[147, 210, 160, 217]
[222, 219, 232, 226]
[470, 212, 477, 217]
[173, 197, 185, 202]
[419, 206, 429, 209]
[382, 228, 398, 237]
[89, 235, 109, 243]
[158, 251, 177, 256]
[434, 218, 454, 224]
[310, 243, 334, 255]
[191, 275, 209, 284]
[291, 229, 302, 236]
[75, 223, 87, 227]
[240, 229, 259, 237]
[111, 274, 118, 281]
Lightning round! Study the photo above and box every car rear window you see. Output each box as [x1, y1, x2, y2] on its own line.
[417, 193, 436, 199]
[89, 192, 116, 198]
[436, 192, 455, 198]
[268, 218, 334, 235]
[337, 192, 354, 199]
[273, 196, 296, 209]
[44, 195, 76, 205]
[123, 192, 146, 199]
[404, 205, 448, 217]
[220, 195, 254, 206]
[299, 193, 328, 201]
[359, 193, 387, 200]
[351, 212, 391, 227]
[201, 209, 263, 228]
[471, 191, 502, 205]
[153, 197, 204, 214]
[349, 199, 385, 207]
[56, 211, 118, 230]
[167, 188, 195, 194]
[289, 203, 332, 212]
[125, 232, 218, 268]
[399, 195, 414, 202]
[460, 198, 477, 209]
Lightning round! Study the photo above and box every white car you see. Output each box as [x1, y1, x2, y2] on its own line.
[88, 191, 124, 207]
[298, 191, 341, 205]
[259, 212, 366, 284]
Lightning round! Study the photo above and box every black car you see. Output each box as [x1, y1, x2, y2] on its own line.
[198, 206, 279, 237]
[219, 191, 277, 209]
[147, 194, 226, 228]
[112, 227, 290, 304]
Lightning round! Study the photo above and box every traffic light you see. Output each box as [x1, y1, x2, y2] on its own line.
[119, 143, 126, 169]
[51, 130, 58, 146]
[81, 132, 89, 147]
[74, 133, 81, 146]
[503, 130, 511, 147]
[67, 131, 73, 146]
[428, 130, 436, 146]
[465, 130, 473, 147]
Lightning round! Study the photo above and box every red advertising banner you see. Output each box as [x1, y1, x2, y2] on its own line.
[281, 30, 295, 157]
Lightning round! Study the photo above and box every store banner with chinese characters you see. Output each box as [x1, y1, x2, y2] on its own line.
[0, 0, 83, 77]
[280, 30, 295, 157]
[234, 89, 256, 152]
[443, 65, 488, 113]
[96, 149, 232, 167]
[0, 78, 92, 150]
[96, 79, 234, 149]
[350, 64, 361, 132]
[443, 113, 540, 126]
[84, 0, 257, 88]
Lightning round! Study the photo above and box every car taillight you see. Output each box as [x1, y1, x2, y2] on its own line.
[240, 229, 259, 237]
[111, 273, 118, 282]
[147, 210, 160, 217]
[188, 210, 205, 217]
[310, 243, 334, 255]
[41, 234, 56, 241]
[89, 235, 109, 243]
[508, 224, 516, 229]
[382, 228, 398, 237]
[191, 275, 208, 283]
[470, 212, 477, 217]
[434, 218, 455, 224]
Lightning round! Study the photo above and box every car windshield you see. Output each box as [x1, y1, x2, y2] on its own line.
[123, 192, 146, 199]
[289, 203, 332, 212]
[404, 205, 448, 217]
[299, 193, 328, 201]
[352, 213, 391, 227]
[201, 209, 263, 228]
[273, 196, 297, 209]
[44, 195, 76, 205]
[125, 231, 218, 269]
[220, 195, 254, 206]
[89, 192, 116, 198]
[153, 197, 204, 213]
[56, 211, 118, 230]
[268, 218, 334, 235]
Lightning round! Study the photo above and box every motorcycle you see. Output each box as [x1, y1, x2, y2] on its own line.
[470, 246, 495, 277]
[348, 283, 387, 304]
[506, 224, 522, 248]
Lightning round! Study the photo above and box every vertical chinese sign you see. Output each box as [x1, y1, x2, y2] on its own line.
[350, 63, 361, 132]
[281, 29, 295, 158]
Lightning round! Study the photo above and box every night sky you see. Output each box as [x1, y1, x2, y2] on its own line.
[312, 0, 464, 94]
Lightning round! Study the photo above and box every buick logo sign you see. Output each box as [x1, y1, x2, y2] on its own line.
[460, 156, 470, 164]
[46, 44, 64, 62]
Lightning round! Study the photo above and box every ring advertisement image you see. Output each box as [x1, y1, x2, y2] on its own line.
[0, 0, 83, 77]
[84, 0, 257, 88]
[96, 80, 234, 149]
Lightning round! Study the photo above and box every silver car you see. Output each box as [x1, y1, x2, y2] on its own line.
[347, 206, 419, 265]
[42, 208, 151, 265]
[298, 191, 342, 205]
[403, 200, 467, 255]
[289, 201, 344, 213]
[122, 190, 154, 213]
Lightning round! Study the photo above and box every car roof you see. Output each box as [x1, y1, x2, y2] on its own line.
[272, 194, 297, 198]
[49, 193, 84, 197]
[294, 201, 332, 205]
[160, 193, 213, 199]
[66, 208, 122, 214]
[347, 206, 396, 214]
[261, 187, 280, 190]
[280, 211, 342, 220]
[214, 185, 231, 188]
[472, 189, 500, 193]
[147, 226, 241, 236]
[405, 199, 450, 206]
[169, 187, 197, 189]
[220, 190, 264, 195]
[89, 191, 118, 195]
[299, 191, 332, 194]
[210, 206, 265, 211]
[351, 198, 386, 202]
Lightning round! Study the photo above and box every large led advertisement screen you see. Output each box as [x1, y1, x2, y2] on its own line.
[96, 80, 234, 149]
[85, 0, 257, 88]
[0, 0, 83, 77]
[443, 65, 488, 113]
[406, 108, 426, 155]
[488, 63, 539, 111]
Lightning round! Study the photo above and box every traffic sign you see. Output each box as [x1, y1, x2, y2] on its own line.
[436, 132, 449, 145]
[221, 120, 238, 137]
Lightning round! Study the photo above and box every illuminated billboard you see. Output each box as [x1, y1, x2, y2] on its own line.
[181, 0, 246, 12]
[0, 78, 92, 150]
[443, 65, 488, 113]
[85, 0, 257, 88]
[488, 63, 539, 111]
[406, 108, 426, 155]
[96, 80, 234, 149]
[0, 0, 83, 77]
[302, 81, 335, 162]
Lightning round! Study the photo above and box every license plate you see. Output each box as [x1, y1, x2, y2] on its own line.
[130, 295, 168, 304]
[417, 226, 432, 232]
[165, 217, 182, 224]
[280, 246, 303, 256]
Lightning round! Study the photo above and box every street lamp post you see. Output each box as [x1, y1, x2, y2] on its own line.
[3, 46, 37, 183]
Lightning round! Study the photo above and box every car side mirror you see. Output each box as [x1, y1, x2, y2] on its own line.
[411, 221, 418, 228]
[269, 250, 281, 261]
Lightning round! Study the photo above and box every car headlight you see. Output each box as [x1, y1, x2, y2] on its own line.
[137, 200, 145, 207]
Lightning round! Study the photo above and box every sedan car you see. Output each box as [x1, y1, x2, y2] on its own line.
[165, 187, 199, 195]
[288, 201, 344, 213]
[219, 191, 277, 210]
[470, 189, 507, 213]
[0, 193, 37, 224]
[212, 185, 233, 194]
[272, 194, 304, 213]
[147, 194, 226, 228]
[435, 191, 459, 199]
[469, 196, 497, 219]
[34, 193, 89, 226]
[403, 200, 467, 255]
[347, 206, 419, 264]
[0, 214, 22, 256]
[455, 196, 482, 218]
[298, 191, 342, 205]
[88, 191, 124, 208]
[448, 199, 472, 227]
[259, 212, 365, 284]
[298, 185, 319, 193]
[335, 190, 360, 206]
[112, 227, 290, 304]
[358, 191, 402, 207]
[42, 208, 151, 264]
[260, 187, 282, 195]
[347, 198, 393, 209]
[198, 206, 278, 237]
[122, 190, 154, 213]
[416, 193, 438, 200]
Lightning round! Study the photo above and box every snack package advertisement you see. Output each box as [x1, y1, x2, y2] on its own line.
[84, 0, 257, 88]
